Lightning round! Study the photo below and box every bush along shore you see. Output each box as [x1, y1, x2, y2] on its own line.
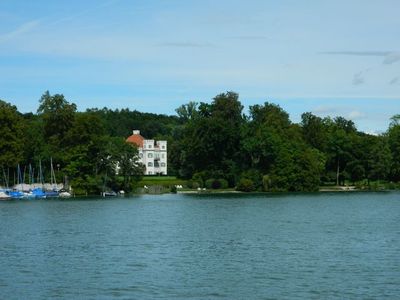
[134, 177, 400, 195]
[1, 91, 400, 196]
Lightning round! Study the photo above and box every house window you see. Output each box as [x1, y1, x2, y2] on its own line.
[161, 162, 166, 167]
[161, 154, 165, 159]
[140, 153, 143, 158]
[148, 162, 153, 167]
[148, 153, 153, 158]
[148, 144, 152, 149]
[162, 146, 165, 149]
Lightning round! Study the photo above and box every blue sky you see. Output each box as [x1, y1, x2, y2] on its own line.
[0, 0, 399, 133]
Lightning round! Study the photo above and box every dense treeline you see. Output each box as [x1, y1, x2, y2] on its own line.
[0, 91, 399, 193]
[172, 92, 399, 191]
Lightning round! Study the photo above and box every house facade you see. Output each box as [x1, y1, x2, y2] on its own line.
[126, 130, 167, 175]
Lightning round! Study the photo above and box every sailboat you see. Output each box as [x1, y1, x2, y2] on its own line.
[59, 189, 72, 198]
[24, 161, 46, 199]
[0, 190, 10, 200]
[101, 170, 117, 197]
[8, 164, 25, 199]
[30, 163, 46, 199]
[0, 167, 11, 200]
[22, 164, 36, 199]
[59, 175, 72, 198]
[45, 158, 59, 198]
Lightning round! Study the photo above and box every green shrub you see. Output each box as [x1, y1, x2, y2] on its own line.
[386, 182, 397, 190]
[236, 178, 255, 192]
[240, 169, 262, 189]
[355, 181, 366, 190]
[170, 185, 177, 193]
[218, 179, 229, 189]
[262, 175, 271, 191]
[187, 179, 200, 189]
[192, 172, 207, 187]
[211, 180, 221, 189]
[369, 181, 380, 190]
[205, 179, 214, 189]
[204, 178, 228, 189]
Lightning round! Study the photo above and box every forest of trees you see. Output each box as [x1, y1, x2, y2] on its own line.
[0, 91, 399, 194]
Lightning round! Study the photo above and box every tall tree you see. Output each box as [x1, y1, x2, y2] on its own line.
[301, 112, 328, 151]
[242, 102, 324, 191]
[110, 138, 145, 192]
[0, 100, 25, 169]
[175, 101, 199, 123]
[177, 92, 244, 183]
[37, 91, 77, 153]
[369, 136, 392, 182]
[325, 117, 356, 185]
[388, 115, 400, 181]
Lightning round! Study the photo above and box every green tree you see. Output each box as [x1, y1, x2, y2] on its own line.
[388, 115, 400, 181]
[301, 112, 328, 151]
[62, 113, 107, 194]
[177, 92, 244, 184]
[21, 113, 48, 165]
[325, 118, 355, 185]
[241, 102, 290, 172]
[37, 91, 77, 139]
[175, 101, 199, 123]
[37, 91, 77, 157]
[0, 100, 25, 170]
[108, 137, 144, 192]
[369, 136, 392, 182]
[242, 102, 324, 191]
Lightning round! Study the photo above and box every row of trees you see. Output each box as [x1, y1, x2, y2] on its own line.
[1, 91, 399, 193]
[171, 92, 399, 191]
[0, 92, 145, 194]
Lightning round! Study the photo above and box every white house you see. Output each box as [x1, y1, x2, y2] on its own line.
[126, 130, 167, 175]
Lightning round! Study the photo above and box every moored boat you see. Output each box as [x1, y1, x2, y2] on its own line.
[31, 187, 46, 198]
[0, 191, 10, 200]
[59, 191, 71, 198]
[102, 191, 117, 197]
[7, 190, 24, 199]
[45, 189, 59, 198]
[45, 158, 60, 198]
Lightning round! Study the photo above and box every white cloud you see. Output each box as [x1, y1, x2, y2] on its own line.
[156, 42, 214, 48]
[0, 20, 40, 44]
[389, 77, 399, 85]
[353, 72, 365, 85]
[320, 51, 400, 65]
[312, 105, 339, 115]
[347, 110, 365, 120]
[383, 53, 400, 64]
[365, 130, 381, 136]
[312, 106, 366, 120]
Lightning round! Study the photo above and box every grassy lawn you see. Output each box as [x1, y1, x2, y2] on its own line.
[140, 176, 178, 181]
[138, 176, 187, 187]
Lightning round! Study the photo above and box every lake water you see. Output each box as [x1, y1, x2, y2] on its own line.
[1, 192, 399, 299]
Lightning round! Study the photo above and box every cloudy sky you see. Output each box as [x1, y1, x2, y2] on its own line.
[0, 0, 399, 133]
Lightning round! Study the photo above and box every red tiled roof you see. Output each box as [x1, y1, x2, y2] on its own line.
[126, 133, 144, 147]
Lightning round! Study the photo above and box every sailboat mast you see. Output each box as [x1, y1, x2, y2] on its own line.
[2, 167, 8, 189]
[50, 157, 57, 187]
[39, 159, 44, 188]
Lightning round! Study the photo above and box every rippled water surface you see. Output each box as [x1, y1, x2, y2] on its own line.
[1, 192, 399, 299]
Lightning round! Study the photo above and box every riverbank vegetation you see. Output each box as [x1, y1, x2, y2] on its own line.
[1, 91, 399, 194]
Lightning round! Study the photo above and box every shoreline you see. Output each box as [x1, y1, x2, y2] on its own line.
[176, 186, 394, 195]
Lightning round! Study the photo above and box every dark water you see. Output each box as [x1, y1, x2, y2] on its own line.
[1, 192, 399, 299]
